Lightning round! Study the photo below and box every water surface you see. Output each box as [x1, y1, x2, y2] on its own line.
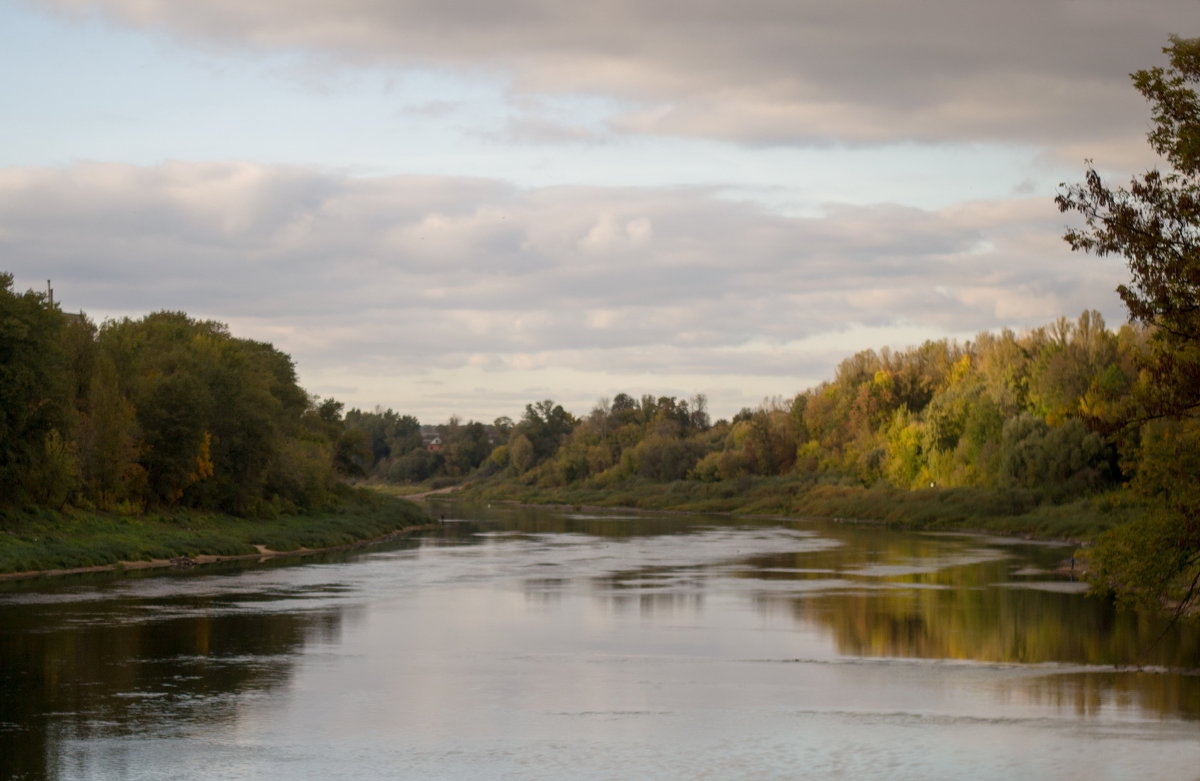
[2, 501, 1197, 780]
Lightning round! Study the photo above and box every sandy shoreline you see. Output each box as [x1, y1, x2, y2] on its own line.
[0, 523, 438, 582]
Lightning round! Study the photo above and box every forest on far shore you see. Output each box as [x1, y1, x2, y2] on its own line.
[343, 309, 1144, 508]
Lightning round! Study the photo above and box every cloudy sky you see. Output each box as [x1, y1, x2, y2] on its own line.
[2, 1, 1194, 422]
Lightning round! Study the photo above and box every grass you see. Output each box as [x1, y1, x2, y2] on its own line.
[0, 489, 431, 575]
[458, 473, 1135, 542]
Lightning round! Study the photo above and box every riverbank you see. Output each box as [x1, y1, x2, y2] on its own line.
[0, 489, 431, 579]
[0, 527, 436, 581]
[454, 474, 1136, 543]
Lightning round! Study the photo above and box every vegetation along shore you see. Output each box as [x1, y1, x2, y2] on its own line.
[0, 488, 431, 580]
[0, 287, 434, 578]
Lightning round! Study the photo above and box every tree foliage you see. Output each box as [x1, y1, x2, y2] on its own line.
[1057, 36, 1200, 613]
[0, 287, 348, 518]
[423, 312, 1132, 502]
[0, 274, 70, 501]
[1057, 36, 1200, 419]
[2, 274, 1143, 537]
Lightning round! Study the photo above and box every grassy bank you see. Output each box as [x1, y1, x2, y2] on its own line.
[0, 488, 431, 576]
[458, 474, 1136, 541]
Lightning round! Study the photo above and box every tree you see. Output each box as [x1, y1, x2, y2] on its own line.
[1057, 36, 1200, 419]
[0, 274, 70, 503]
[519, 400, 575, 461]
[78, 353, 143, 509]
[446, 421, 491, 475]
[1056, 37, 1200, 613]
[137, 372, 211, 504]
[93, 311, 343, 513]
[508, 433, 535, 475]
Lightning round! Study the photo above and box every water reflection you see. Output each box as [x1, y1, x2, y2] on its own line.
[441, 501, 1200, 724]
[784, 587, 1188, 665]
[995, 669, 1200, 721]
[0, 596, 345, 780]
[586, 527, 1193, 670]
[2, 502, 1199, 780]
[437, 500, 1200, 668]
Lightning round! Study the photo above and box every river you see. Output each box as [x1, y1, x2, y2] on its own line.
[1, 500, 1197, 780]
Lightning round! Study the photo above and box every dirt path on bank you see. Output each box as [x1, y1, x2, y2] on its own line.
[399, 485, 462, 500]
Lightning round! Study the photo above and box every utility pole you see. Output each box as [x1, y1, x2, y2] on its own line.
[47, 279, 54, 309]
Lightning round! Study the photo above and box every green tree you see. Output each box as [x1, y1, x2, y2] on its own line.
[1089, 418, 1200, 615]
[1057, 36, 1200, 612]
[0, 274, 70, 503]
[508, 433, 535, 475]
[883, 406, 926, 488]
[519, 400, 575, 461]
[97, 312, 341, 513]
[387, 448, 442, 482]
[739, 407, 798, 476]
[631, 432, 705, 481]
[26, 428, 80, 509]
[137, 372, 211, 504]
[78, 353, 144, 509]
[446, 420, 492, 475]
[1057, 37, 1200, 419]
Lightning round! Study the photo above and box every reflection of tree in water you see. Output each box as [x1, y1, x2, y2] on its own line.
[1008, 671, 1200, 721]
[522, 577, 567, 606]
[788, 576, 1198, 667]
[729, 527, 1188, 666]
[599, 584, 706, 618]
[716, 524, 1200, 720]
[0, 589, 345, 780]
[430, 504, 1200, 720]
[753, 576, 1200, 719]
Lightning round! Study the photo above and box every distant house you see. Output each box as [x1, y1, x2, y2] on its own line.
[423, 434, 443, 453]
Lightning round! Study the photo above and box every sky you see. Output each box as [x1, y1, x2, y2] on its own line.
[2, 0, 1196, 423]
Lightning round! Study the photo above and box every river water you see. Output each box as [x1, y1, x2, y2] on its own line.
[1, 500, 1198, 780]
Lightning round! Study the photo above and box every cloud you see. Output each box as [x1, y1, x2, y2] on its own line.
[32, 0, 1194, 149]
[0, 161, 1127, 418]
[485, 117, 604, 146]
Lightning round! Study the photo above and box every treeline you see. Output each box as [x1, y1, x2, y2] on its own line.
[0, 267, 1163, 517]
[1, 274, 362, 516]
[337, 410, 497, 483]
[466, 310, 1153, 505]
